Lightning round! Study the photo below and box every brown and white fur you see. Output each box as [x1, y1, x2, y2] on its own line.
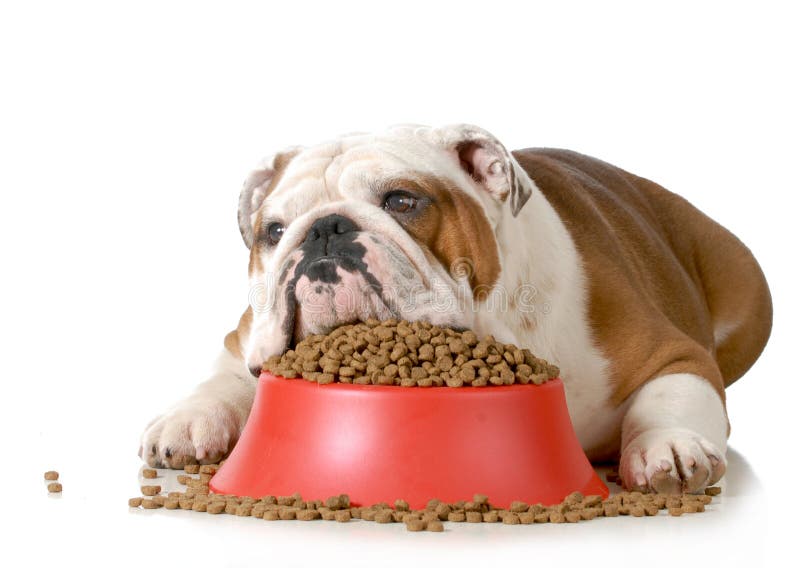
[140, 124, 772, 494]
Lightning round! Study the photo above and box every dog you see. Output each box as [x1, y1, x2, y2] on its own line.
[140, 124, 772, 493]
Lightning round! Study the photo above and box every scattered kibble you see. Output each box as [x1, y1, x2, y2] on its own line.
[125, 461, 721, 532]
[142, 469, 158, 479]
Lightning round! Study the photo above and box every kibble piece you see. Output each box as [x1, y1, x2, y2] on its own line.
[334, 510, 352, 522]
[207, 502, 226, 514]
[142, 469, 158, 479]
[128, 497, 143, 507]
[278, 507, 298, 520]
[549, 511, 566, 523]
[262, 510, 280, 521]
[141, 485, 161, 496]
[325, 495, 343, 510]
[141, 498, 161, 509]
[583, 495, 603, 508]
[517, 512, 535, 524]
[502, 513, 521, 525]
[405, 519, 426, 532]
[482, 511, 500, 523]
[466, 511, 483, 523]
[509, 500, 528, 513]
[235, 504, 253, 517]
[374, 510, 394, 523]
[44, 471, 59, 481]
[47, 482, 63, 493]
[427, 520, 444, 532]
[447, 511, 466, 522]
[297, 509, 321, 521]
[473, 494, 489, 505]
[705, 486, 722, 496]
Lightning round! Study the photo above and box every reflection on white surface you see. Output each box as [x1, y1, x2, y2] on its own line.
[12, 446, 767, 567]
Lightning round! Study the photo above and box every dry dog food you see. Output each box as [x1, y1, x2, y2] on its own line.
[44, 471, 59, 481]
[142, 469, 158, 479]
[128, 461, 721, 532]
[47, 482, 62, 493]
[263, 319, 559, 387]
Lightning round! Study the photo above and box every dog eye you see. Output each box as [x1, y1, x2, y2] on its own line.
[265, 222, 285, 246]
[383, 191, 419, 214]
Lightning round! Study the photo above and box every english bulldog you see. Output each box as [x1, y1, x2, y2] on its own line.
[140, 124, 772, 493]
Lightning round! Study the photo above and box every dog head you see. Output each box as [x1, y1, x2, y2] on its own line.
[239, 124, 536, 375]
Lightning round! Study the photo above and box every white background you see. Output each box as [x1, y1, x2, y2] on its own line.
[1, 1, 797, 566]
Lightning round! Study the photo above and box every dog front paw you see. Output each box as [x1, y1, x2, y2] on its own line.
[139, 399, 243, 469]
[619, 427, 726, 494]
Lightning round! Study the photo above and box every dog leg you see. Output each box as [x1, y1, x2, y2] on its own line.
[139, 349, 255, 468]
[619, 373, 728, 493]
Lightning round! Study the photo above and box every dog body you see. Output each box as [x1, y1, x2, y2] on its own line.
[141, 125, 771, 493]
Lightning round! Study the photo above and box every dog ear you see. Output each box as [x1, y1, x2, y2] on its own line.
[238, 147, 301, 248]
[432, 124, 533, 217]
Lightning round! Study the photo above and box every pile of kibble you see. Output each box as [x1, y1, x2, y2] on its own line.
[263, 319, 560, 387]
[127, 463, 721, 532]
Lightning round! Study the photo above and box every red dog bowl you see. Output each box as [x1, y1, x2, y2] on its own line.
[210, 373, 607, 508]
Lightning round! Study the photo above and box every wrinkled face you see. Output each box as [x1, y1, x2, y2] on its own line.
[242, 124, 533, 374]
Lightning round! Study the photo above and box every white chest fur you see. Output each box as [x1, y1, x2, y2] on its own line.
[473, 187, 623, 459]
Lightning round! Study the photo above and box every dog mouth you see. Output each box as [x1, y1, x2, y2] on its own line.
[281, 253, 393, 349]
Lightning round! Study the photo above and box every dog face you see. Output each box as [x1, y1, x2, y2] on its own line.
[240, 124, 534, 375]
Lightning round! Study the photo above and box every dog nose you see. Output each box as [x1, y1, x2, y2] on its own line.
[305, 214, 358, 244]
